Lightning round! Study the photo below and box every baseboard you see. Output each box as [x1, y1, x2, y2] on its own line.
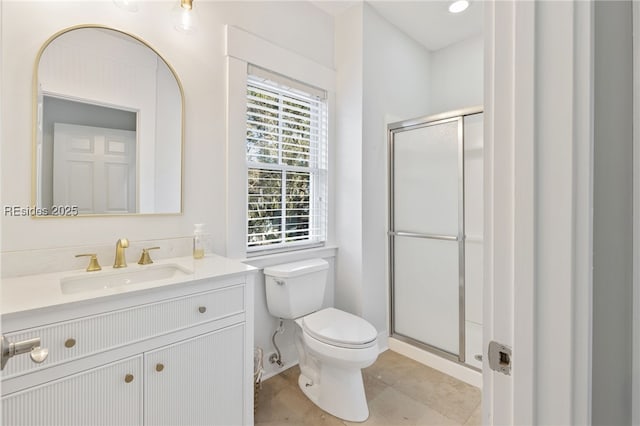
[261, 361, 299, 381]
[388, 337, 482, 388]
[377, 331, 389, 353]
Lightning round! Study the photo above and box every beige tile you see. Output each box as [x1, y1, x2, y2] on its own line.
[390, 363, 480, 423]
[259, 350, 481, 426]
[463, 402, 482, 426]
[257, 367, 345, 426]
[279, 364, 302, 387]
[256, 421, 342, 426]
[362, 372, 388, 403]
[364, 350, 425, 387]
[255, 381, 315, 424]
[364, 387, 459, 426]
[300, 403, 348, 426]
[342, 411, 394, 426]
[259, 373, 292, 403]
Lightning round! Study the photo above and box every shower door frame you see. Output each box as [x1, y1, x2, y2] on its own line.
[388, 106, 483, 367]
[633, 3, 640, 423]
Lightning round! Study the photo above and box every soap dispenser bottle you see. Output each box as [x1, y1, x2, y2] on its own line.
[193, 224, 205, 259]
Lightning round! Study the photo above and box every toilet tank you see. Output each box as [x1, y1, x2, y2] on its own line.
[263, 258, 329, 319]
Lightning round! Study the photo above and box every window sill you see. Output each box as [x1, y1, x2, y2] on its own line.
[242, 245, 338, 269]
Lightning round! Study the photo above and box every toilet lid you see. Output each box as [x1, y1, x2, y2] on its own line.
[302, 308, 377, 348]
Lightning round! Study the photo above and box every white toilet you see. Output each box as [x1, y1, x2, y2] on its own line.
[263, 258, 378, 423]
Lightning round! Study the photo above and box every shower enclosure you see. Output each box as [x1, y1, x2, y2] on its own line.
[388, 107, 483, 369]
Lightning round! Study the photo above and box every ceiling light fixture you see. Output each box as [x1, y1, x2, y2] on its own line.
[173, 0, 198, 34]
[448, 0, 470, 14]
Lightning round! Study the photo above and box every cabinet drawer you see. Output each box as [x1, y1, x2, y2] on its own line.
[1, 284, 244, 378]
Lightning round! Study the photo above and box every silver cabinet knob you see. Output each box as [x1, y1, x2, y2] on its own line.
[198, 306, 207, 314]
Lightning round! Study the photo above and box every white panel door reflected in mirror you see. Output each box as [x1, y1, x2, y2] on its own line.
[34, 26, 183, 216]
[53, 123, 136, 214]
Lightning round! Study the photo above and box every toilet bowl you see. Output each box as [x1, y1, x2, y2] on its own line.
[294, 308, 378, 422]
[263, 259, 379, 422]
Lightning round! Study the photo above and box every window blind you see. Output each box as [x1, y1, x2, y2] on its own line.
[246, 72, 328, 250]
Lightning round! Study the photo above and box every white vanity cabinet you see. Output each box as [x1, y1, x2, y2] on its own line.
[144, 324, 244, 426]
[1, 258, 256, 426]
[2, 355, 143, 425]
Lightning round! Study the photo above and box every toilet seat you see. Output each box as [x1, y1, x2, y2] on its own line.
[301, 307, 377, 349]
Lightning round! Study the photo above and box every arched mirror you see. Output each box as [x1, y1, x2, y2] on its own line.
[33, 25, 183, 216]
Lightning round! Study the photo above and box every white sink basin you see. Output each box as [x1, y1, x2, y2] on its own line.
[60, 264, 193, 294]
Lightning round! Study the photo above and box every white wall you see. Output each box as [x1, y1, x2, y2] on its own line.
[0, 1, 333, 255]
[361, 4, 432, 333]
[333, 3, 432, 334]
[429, 35, 484, 114]
[334, 4, 364, 318]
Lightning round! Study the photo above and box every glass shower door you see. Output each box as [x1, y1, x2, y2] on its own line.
[390, 117, 463, 358]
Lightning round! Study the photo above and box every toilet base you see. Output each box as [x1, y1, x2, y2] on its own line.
[298, 366, 369, 422]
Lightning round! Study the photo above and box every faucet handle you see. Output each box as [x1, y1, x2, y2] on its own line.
[75, 253, 102, 272]
[138, 247, 160, 265]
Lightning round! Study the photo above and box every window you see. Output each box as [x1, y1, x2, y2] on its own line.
[245, 67, 328, 251]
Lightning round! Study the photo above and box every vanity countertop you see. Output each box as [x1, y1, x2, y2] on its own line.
[1, 254, 256, 317]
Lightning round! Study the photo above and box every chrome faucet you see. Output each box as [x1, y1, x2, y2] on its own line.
[113, 238, 129, 268]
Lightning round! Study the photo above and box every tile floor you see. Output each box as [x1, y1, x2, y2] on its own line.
[255, 350, 481, 426]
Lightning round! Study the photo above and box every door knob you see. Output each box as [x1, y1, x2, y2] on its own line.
[1, 335, 49, 370]
[30, 347, 49, 363]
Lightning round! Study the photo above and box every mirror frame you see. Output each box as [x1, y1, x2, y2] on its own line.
[31, 24, 185, 217]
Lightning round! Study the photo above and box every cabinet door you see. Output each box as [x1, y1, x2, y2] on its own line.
[2, 355, 142, 426]
[144, 324, 245, 426]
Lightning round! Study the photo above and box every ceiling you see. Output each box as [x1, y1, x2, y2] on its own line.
[311, 0, 483, 52]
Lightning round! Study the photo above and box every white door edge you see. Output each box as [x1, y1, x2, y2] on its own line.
[484, 1, 594, 424]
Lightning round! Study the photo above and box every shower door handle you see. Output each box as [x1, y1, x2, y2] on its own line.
[388, 231, 461, 242]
